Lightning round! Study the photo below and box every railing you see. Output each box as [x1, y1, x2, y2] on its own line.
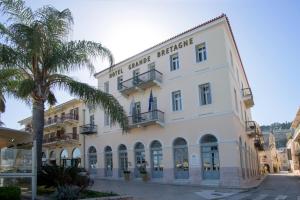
[242, 88, 253, 98]
[45, 113, 79, 126]
[43, 133, 79, 144]
[119, 69, 162, 91]
[79, 124, 97, 135]
[128, 110, 164, 128]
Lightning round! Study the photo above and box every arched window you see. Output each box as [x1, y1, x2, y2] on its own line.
[173, 137, 189, 179]
[134, 142, 145, 178]
[118, 144, 128, 177]
[104, 146, 113, 177]
[150, 140, 163, 178]
[60, 149, 69, 167]
[49, 151, 56, 165]
[88, 146, 97, 174]
[72, 148, 81, 167]
[200, 134, 220, 180]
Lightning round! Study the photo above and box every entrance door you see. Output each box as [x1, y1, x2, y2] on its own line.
[105, 146, 113, 177]
[201, 134, 220, 180]
[151, 141, 163, 178]
[173, 138, 189, 179]
[118, 145, 128, 177]
[134, 142, 145, 178]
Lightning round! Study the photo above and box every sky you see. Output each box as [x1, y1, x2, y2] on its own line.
[1, 0, 300, 129]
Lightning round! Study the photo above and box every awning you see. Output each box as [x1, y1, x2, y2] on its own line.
[0, 127, 32, 148]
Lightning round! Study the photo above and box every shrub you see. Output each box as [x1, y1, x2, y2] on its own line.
[0, 186, 21, 200]
[55, 185, 80, 200]
[38, 166, 90, 191]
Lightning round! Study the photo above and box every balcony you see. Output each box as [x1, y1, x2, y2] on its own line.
[254, 137, 264, 151]
[79, 124, 97, 135]
[245, 121, 260, 138]
[242, 88, 254, 108]
[44, 114, 79, 130]
[128, 110, 164, 129]
[43, 133, 79, 146]
[119, 69, 162, 96]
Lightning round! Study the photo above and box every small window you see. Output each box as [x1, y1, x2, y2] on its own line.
[104, 81, 109, 93]
[170, 53, 180, 71]
[196, 43, 207, 62]
[117, 76, 123, 90]
[172, 90, 182, 111]
[234, 89, 238, 112]
[199, 83, 212, 105]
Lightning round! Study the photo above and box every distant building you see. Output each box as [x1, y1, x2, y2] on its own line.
[18, 99, 87, 168]
[259, 132, 280, 173]
[277, 147, 290, 171]
[287, 108, 300, 174]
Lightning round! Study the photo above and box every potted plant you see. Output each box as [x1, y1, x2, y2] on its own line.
[140, 168, 149, 182]
[123, 170, 131, 181]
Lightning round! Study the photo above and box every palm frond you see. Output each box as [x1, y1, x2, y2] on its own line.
[45, 40, 114, 74]
[50, 75, 128, 131]
[17, 78, 35, 98]
[47, 90, 57, 106]
[0, 0, 33, 25]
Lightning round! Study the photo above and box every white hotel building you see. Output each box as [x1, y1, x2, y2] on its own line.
[82, 14, 262, 187]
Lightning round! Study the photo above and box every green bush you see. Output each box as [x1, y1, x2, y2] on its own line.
[0, 186, 21, 200]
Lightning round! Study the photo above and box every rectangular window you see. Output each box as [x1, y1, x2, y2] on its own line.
[90, 115, 94, 125]
[234, 89, 238, 112]
[104, 81, 109, 93]
[196, 43, 207, 62]
[170, 53, 179, 71]
[199, 83, 212, 105]
[104, 112, 110, 126]
[133, 69, 140, 85]
[172, 90, 182, 111]
[117, 76, 123, 90]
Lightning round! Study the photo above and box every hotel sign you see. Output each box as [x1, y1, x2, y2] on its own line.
[109, 37, 193, 78]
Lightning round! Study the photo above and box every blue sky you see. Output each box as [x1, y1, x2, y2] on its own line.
[1, 0, 299, 129]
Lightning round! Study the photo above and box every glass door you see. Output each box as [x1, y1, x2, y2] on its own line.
[202, 145, 220, 180]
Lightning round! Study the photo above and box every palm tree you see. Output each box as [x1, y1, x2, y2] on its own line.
[0, 0, 128, 170]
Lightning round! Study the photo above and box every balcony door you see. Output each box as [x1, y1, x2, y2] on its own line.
[133, 102, 141, 123]
[148, 62, 155, 80]
[133, 69, 140, 86]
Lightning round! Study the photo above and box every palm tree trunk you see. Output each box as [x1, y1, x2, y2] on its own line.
[32, 100, 45, 172]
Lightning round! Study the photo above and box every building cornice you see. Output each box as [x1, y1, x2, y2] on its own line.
[94, 14, 251, 88]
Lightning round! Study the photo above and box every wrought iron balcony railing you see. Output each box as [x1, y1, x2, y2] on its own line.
[119, 69, 162, 96]
[43, 133, 79, 144]
[245, 121, 260, 138]
[44, 114, 79, 127]
[128, 109, 164, 128]
[79, 124, 97, 135]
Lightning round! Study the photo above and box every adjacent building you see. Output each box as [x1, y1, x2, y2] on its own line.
[81, 14, 262, 187]
[287, 108, 300, 174]
[18, 99, 87, 167]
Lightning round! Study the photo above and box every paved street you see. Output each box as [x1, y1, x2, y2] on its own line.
[228, 173, 300, 200]
[91, 173, 300, 200]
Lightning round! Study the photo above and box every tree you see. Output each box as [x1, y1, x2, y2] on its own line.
[0, 0, 128, 170]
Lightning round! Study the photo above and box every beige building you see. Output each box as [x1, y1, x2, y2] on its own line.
[259, 133, 280, 173]
[82, 14, 262, 187]
[19, 99, 89, 167]
[287, 108, 300, 174]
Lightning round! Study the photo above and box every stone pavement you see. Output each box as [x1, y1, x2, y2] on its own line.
[90, 179, 243, 200]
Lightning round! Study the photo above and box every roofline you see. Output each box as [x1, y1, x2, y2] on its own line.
[93, 13, 251, 88]
[18, 98, 82, 124]
[94, 14, 226, 77]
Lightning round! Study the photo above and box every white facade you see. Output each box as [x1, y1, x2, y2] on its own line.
[84, 14, 261, 187]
